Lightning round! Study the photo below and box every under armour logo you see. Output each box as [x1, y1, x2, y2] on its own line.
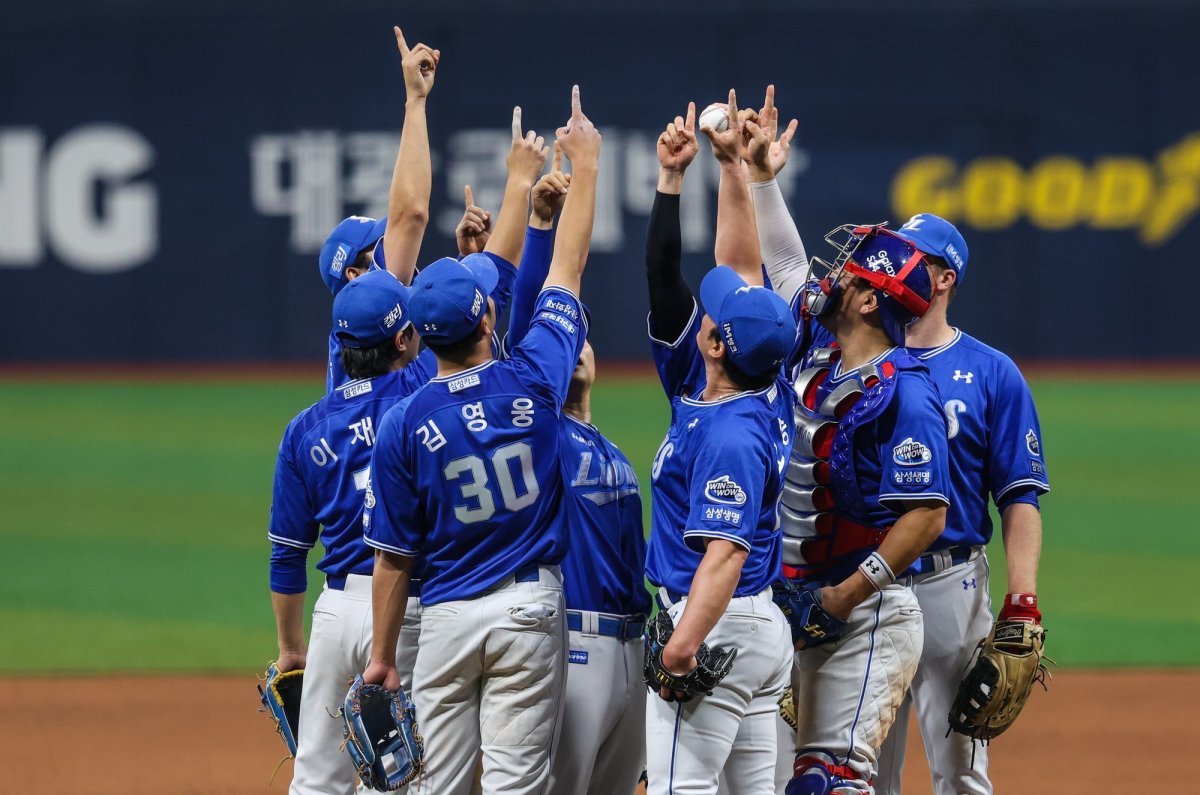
[337, 319, 348, 328]
[952, 370, 974, 383]
[963, 578, 977, 590]
[865, 560, 880, 574]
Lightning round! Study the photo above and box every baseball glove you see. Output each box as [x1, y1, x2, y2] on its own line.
[778, 684, 797, 730]
[771, 579, 845, 648]
[341, 675, 424, 791]
[948, 619, 1051, 741]
[257, 662, 303, 758]
[642, 611, 737, 701]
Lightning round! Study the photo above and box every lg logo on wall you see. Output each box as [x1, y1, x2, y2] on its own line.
[0, 125, 157, 273]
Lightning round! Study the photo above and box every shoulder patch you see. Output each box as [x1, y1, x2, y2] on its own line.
[892, 437, 933, 466]
[1025, 429, 1041, 456]
[704, 475, 747, 505]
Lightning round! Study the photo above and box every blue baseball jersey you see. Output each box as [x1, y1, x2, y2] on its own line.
[645, 303, 796, 598]
[907, 329, 1050, 549]
[326, 253, 518, 392]
[559, 415, 649, 616]
[364, 286, 588, 606]
[807, 346, 951, 529]
[268, 349, 437, 592]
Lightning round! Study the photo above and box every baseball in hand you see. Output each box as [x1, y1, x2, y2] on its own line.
[698, 103, 729, 133]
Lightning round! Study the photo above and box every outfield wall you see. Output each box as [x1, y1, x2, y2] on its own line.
[2, 0, 1198, 362]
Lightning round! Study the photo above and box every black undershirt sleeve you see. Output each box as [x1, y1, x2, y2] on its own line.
[645, 191, 696, 343]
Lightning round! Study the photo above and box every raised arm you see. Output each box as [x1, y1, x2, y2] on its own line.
[508, 144, 570, 349]
[544, 86, 601, 296]
[704, 89, 762, 285]
[745, 85, 809, 302]
[484, 107, 550, 267]
[382, 27, 438, 285]
[646, 102, 699, 342]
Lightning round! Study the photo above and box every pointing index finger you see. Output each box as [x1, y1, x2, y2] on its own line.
[727, 89, 738, 122]
[394, 26, 411, 57]
[464, 184, 475, 208]
[570, 84, 582, 119]
[685, 101, 696, 133]
[512, 106, 523, 141]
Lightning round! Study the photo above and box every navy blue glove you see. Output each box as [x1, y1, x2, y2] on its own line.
[771, 580, 846, 647]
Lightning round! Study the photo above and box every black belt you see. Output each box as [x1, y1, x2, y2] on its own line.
[326, 574, 422, 597]
[911, 544, 975, 576]
[566, 610, 645, 640]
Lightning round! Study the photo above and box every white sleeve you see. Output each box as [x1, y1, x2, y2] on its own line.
[750, 177, 811, 304]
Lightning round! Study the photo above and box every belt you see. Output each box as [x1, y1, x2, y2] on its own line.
[911, 544, 977, 576]
[514, 563, 540, 583]
[566, 610, 645, 640]
[326, 574, 422, 597]
[653, 587, 686, 610]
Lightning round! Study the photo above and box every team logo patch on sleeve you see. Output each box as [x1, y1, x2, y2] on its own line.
[892, 438, 933, 466]
[1026, 429, 1041, 456]
[704, 475, 747, 505]
[703, 505, 744, 526]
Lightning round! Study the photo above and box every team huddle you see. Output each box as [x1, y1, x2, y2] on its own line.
[261, 28, 1051, 795]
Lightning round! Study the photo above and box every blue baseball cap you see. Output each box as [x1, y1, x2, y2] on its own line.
[700, 266, 797, 377]
[409, 254, 499, 345]
[318, 216, 387, 296]
[331, 269, 412, 349]
[893, 214, 969, 282]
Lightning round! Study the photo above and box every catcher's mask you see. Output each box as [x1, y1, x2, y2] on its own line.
[803, 223, 936, 345]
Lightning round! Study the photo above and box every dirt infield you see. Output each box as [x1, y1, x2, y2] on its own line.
[2, 670, 1192, 793]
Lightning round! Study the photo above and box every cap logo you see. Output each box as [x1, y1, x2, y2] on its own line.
[331, 243, 351, 276]
[471, 288, 484, 317]
[721, 322, 739, 353]
[945, 243, 964, 269]
[382, 302, 404, 329]
[900, 215, 926, 233]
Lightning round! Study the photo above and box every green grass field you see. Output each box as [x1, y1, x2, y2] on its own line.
[1, 372, 1197, 673]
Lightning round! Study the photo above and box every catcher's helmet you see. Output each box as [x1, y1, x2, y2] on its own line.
[802, 223, 935, 345]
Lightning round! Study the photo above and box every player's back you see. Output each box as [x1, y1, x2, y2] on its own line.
[270, 352, 434, 576]
[380, 357, 570, 605]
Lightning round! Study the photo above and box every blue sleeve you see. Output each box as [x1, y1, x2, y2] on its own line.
[480, 251, 519, 324]
[267, 429, 319, 552]
[878, 375, 951, 512]
[987, 357, 1051, 505]
[996, 486, 1041, 512]
[510, 287, 588, 409]
[682, 424, 770, 552]
[506, 227, 555, 351]
[650, 299, 705, 399]
[270, 542, 308, 594]
[327, 329, 346, 392]
[363, 404, 422, 556]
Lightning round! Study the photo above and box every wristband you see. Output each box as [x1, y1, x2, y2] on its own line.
[999, 592, 1041, 623]
[857, 552, 896, 592]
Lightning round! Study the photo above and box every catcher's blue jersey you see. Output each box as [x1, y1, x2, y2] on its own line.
[268, 349, 438, 590]
[645, 306, 796, 598]
[805, 346, 951, 528]
[907, 329, 1050, 550]
[558, 415, 649, 616]
[325, 253, 518, 392]
[365, 286, 587, 606]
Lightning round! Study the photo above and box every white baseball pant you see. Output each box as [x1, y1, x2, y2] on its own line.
[875, 550, 992, 795]
[290, 575, 421, 795]
[410, 565, 566, 795]
[548, 613, 647, 795]
[646, 588, 793, 795]
[790, 584, 923, 794]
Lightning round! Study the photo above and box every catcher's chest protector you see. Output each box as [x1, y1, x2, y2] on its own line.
[781, 347, 921, 579]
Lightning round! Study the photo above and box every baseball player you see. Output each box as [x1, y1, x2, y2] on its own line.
[267, 269, 435, 795]
[741, 96, 951, 795]
[641, 94, 798, 794]
[361, 86, 599, 795]
[504, 148, 650, 795]
[872, 214, 1050, 795]
[319, 27, 439, 392]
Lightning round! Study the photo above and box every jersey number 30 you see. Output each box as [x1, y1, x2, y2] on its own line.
[443, 442, 540, 524]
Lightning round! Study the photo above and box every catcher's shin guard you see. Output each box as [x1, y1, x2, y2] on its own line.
[785, 751, 870, 795]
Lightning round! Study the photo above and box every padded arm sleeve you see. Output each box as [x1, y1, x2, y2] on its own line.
[750, 178, 810, 304]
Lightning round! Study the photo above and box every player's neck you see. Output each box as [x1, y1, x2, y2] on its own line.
[905, 303, 955, 349]
[835, 323, 894, 372]
[434, 345, 493, 378]
[562, 399, 591, 425]
[700, 361, 748, 402]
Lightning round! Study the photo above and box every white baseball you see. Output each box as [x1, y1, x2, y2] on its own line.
[698, 103, 729, 133]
